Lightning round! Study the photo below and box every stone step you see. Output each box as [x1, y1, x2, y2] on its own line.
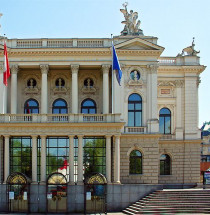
[122, 209, 135, 215]
[141, 204, 210, 208]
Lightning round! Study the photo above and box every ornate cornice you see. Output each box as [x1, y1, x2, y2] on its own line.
[1, 49, 163, 57]
[40, 64, 49, 74]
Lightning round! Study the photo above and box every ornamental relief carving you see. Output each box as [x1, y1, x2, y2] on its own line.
[50, 72, 70, 95]
[79, 72, 98, 95]
[158, 80, 184, 88]
[124, 88, 146, 102]
[126, 66, 146, 87]
[21, 72, 41, 96]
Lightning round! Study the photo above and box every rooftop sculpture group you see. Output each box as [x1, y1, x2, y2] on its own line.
[120, 2, 143, 36]
[178, 38, 200, 56]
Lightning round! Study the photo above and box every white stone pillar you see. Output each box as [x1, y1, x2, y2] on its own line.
[40, 135, 46, 183]
[0, 64, 5, 114]
[175, 80, 184, 140]
[114, 136, 120, 184]
[71, 65, 79, 114]
[10, 65, 19, 114]
[0, 136, 2, 182]
[69, 135, 74, 184]
[77, 135, 83, 184]
[102, 65, 110, 114]
[32, 135, 37, 183]
[4, 135, 10, 183]
[106, 135, 111, 183]
[147, 65, 159, 133]
[40, 65, 49, 114]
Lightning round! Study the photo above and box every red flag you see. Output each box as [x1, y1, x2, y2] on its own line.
[3, 41, 10, 86]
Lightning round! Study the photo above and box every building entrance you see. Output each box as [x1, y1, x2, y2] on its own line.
[7, 172, 30, 213]
[84, 173, 107, 214]
[47, 172, 67, 213]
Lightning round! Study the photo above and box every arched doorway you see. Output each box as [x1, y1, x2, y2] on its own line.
[84, 173, 107, 214]
[47, 172, 67, 213]
[7, 172, 31, 213]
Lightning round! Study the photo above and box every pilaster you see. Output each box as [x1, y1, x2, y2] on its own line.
[106, 135, 112, 183]
[69, 135, 75, 184]
[147, 64, 159, 133]
[4, 135, 10, 183]
[10, 65, 19, 114]
[32, 135, 38, 183]
[114, 135, 120, 184]
[40, 64, 49, 114]
[102, 65, 110, 114]
[77, 135, 83, 184]
[71, 65, 79, 114]
[40, 135, 47, 183]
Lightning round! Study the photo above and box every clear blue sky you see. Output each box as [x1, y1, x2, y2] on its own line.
[1, 0, 209, 127]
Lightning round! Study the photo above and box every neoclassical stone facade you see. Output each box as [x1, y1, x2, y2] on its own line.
[0, 7, 206, 213]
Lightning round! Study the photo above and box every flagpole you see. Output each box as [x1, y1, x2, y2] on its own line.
[2, 34, 6, 114]
[111, 34, 114, 114]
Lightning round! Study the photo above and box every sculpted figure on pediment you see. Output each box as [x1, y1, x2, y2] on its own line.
[120, 2, 143, 36]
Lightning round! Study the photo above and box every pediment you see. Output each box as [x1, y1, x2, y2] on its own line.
[115, 37, 164, 52]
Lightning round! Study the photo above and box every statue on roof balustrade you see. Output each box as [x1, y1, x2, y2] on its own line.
[120, 2, 143, 36]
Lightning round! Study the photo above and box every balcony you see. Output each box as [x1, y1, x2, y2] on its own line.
[124, 126, 147, 134]
[0, 114, 121, 123]
[160, 134, 175, 140]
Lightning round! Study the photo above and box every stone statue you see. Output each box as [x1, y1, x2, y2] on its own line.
[120, 2, 143, 36]
[29, 79, 34, 88]
[178, 38, 200, 56]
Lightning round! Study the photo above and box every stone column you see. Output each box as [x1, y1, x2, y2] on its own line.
[4, 135, 10, 183]
[175, 80, 184, 140]
[147, 65, 159, 133]
[114, 136, 120, 184]
[77, 135, 83, 184]
[40, 65, 49, 114]
[71, 65, 79, 114]
[102, 65, 110, 114]
[40, 135, 46, 183]
[69, 135, 74, 184]
[0, 136, 2, 182]
[106, 135, 111, 183]
[11, 65, 19, 114]
[32, 135, 37, 183]
[0, 64, 5, 114]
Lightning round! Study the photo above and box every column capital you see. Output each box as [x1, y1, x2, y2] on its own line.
[3, 135, 10, 139]
[31, 135, 38, 139]
[11, 64, 19, 74]
[68, 135, 75, 139]
[71, 64, 79, 74]
[40, 64, 49, 74]
[77, 135, 84, 139]
[40, 135, 47, 139]
[175, 80, 184, 88]
[101, 64, 111, 73]
[0, 63, 3, 74]
[147, 64, 158, 74]
[105, 135, 112, 139]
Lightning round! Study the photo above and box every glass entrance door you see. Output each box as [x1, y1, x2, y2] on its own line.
[47, 184, 67, 212]
[47, 172, 67, 213]
[9, 184, 29, 212]
[85, 173, 107, 214]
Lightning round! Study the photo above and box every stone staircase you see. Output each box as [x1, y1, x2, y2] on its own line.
[122, 189, 210, 214]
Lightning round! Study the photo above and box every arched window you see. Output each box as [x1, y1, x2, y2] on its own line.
[160, 154, 171, 175]
[52, 99, 68, 114]
[159, 108, 171, 134]
[81, 99, 96, 114]
[129, 150, 142, 174]
[24, 99, 39, 114]
[128, 93, 142, 127]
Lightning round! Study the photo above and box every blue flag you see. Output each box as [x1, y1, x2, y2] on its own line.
[112, 44, 122, 86]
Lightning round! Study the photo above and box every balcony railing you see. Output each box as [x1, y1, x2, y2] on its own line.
[158, 57, 176, 65]
[160, 134, 175, 140]
[0, 114, 121, 123]
[124, 126, 147, 134]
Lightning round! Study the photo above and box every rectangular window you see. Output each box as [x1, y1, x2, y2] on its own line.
[10, 137, 32, 178]
[46, 137, 69, 181]
[74, 138, 78, 183]
[83, 137, 106, 177]
[128, 112, 134, 126]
